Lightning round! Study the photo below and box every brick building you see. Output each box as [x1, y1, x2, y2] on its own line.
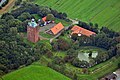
[27, 19, 39, 43]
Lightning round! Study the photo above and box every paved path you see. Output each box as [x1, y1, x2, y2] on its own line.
[40, 18, 79, 42]
[50, 32, 61, 43]
[49, 18, 79, 42]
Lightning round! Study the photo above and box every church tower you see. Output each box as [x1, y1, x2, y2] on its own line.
[27, 19, 39, 43]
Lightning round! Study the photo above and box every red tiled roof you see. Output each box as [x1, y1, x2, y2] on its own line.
[50, 22, 64, 35]
[42, 16, 47, 22]
[71, 26, 96, 37]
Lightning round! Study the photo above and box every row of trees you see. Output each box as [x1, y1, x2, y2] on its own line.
[78, 21, 99, 33]
[11, 2, 68, 21]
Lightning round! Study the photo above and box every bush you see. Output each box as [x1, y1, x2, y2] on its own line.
[118, 63, 120, 68]
[0, 6, 2, 9]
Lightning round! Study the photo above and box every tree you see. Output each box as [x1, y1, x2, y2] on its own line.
[15, 0, 22, 6]
[118, 63, 120, 68]
[89, 22, 93, 26]
[18, 12, 31, 21]
[46, 50, 53, 58]
[89, 59, 95, 67]
[67, 48, 77, 55]
[10, 27, 18, 35]
[35, 42, 52, 54]
[82, 68, 88, 74]
[51, 9, 58, 17]
[52, 56, 64, 65]
[26, 58, 33, 66]
[51, 41, 59, 51]
[0, 76, 4, 80]
[73, 73, 77, 80]
[4, 15, 14, 21]
[62, 13, 67, 19]
[71, 33, 78, 41]
[94, 23, 98, 28]
[39, 7, 51, 17]
[46, 14, 55, 21]
[7, 19, 22, 27]
[57, 38, 70, 51]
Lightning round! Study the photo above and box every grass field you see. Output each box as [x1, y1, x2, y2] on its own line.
[34, 0, 120, 32]
[2, 65, 71, 80]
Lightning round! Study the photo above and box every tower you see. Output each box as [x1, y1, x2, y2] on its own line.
[27, 19, 39, 43]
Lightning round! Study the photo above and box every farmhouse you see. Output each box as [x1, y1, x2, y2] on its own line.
[47, 22, 64, 35]
[27, 19, 39, 43]
[71, 26, 96, 37]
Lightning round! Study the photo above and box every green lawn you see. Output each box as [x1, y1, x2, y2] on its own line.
[34, 0, 120, 32]
[31, 13, 72, 27]
[53, 51, 66, 58]
[2, 65, 71, 80]
[31, 14, 41, 20]
[40, 32, 53, 39]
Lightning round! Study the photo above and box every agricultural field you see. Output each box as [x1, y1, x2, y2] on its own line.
[34, 0, 120, 32]
[2, 64, 71, 80]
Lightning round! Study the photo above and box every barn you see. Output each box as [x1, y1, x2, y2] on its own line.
[71, 26, 96, 37]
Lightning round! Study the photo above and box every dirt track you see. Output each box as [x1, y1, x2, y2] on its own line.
[0, 0, 15, 14]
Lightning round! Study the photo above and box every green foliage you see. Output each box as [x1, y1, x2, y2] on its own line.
[18, 12, 31, 21]
[118, 63, 120, 68]
[46, 14, 55, 21]
[35, 40, 52, 54]
[15, 0, 22, 6]
[51, 38, 70, 51]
